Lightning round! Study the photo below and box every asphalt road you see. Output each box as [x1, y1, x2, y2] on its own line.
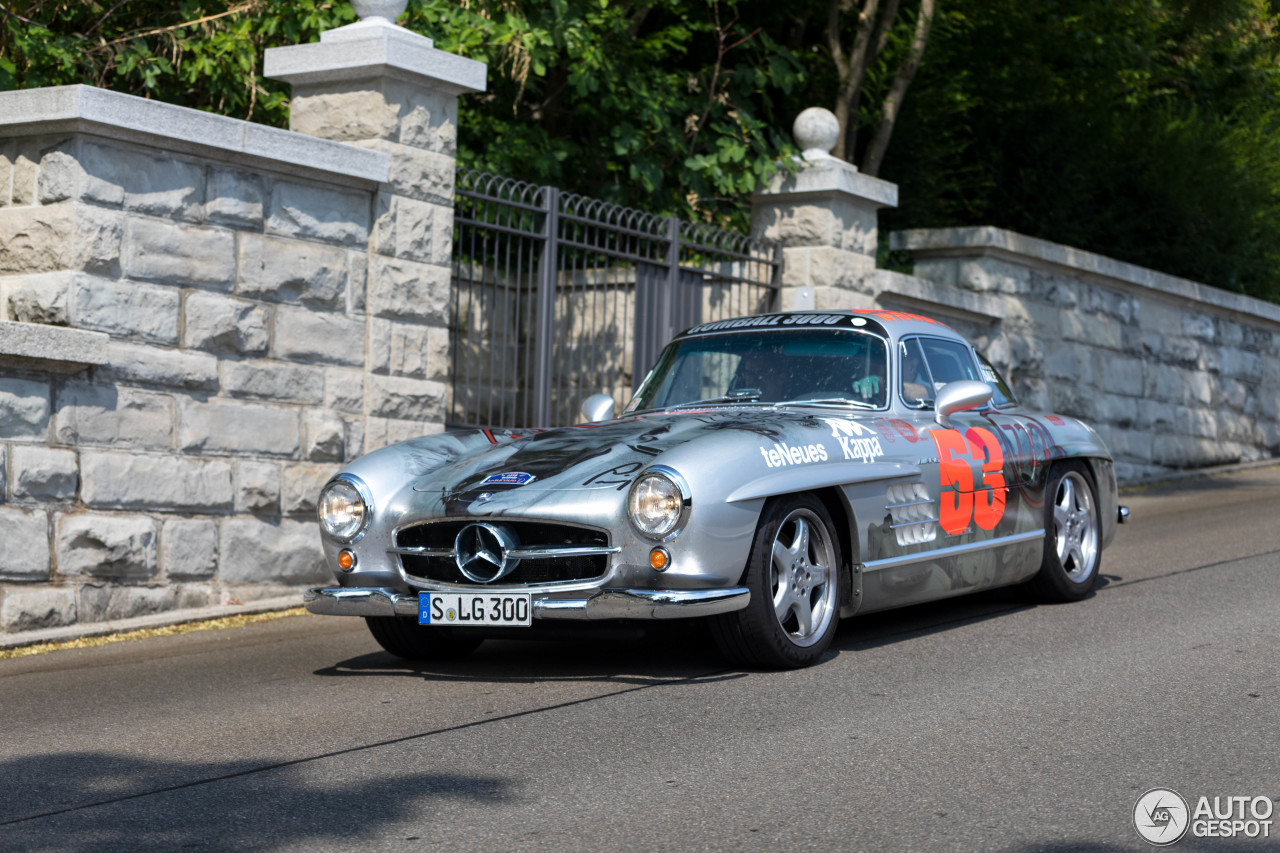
[2, 466, 1278, 852]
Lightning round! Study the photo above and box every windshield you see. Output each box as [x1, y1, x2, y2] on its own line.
[628, 329, 889, 411]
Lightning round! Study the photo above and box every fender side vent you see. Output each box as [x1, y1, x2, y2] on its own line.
[886, 483, 938, 546]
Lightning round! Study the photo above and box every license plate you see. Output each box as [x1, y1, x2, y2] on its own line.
[418, 592, 532, 627]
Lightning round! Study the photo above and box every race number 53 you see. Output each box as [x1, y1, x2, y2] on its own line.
[930, 427, 1007, 534]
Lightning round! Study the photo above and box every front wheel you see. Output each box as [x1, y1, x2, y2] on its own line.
[1026, 462, 1101, 602]
[365, 616, 484, 661]
[710, 494, 841, 668]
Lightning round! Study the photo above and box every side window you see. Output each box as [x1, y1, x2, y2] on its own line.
[899, 338, 934, 407]
[918, 338, 982, 390]
[977, 353, 1017, 407]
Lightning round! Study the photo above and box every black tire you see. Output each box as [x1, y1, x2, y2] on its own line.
[364, 616, 484, 661]
[710, 494, 841, 669]
[1025, 461, 1102, 602]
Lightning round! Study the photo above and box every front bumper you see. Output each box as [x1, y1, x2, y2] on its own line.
[304, 586, 751, 621]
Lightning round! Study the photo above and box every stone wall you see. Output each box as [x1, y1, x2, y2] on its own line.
[0, 8, 480, 637]
[888, 228, 1280, 483]
[0, 93, 380, 632]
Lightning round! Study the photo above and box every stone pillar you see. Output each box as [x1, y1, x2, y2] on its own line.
[264, 2, 486, 447]
[750, 107, 898, 311]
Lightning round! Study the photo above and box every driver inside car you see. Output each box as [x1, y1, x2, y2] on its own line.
[901, 344, 932, 405]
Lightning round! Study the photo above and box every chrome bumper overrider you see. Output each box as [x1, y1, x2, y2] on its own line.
[304, 586, 751, 621]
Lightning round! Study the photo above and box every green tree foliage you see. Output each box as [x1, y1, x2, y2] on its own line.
[0, 1, 354, 121]
[401, 0, 806, 222]
[884, 0, 1280, 300]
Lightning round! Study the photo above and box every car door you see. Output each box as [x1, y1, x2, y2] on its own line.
[859, 336, 1044, 613]
[911, 336, 1038, 586]
[970, 352, 1044, 489]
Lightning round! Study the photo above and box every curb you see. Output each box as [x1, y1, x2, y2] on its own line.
[1119, 457, 1280, 494]
[0, 595, 306, 651]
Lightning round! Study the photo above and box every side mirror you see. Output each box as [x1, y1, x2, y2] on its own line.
[934, 380, 993, 428]
[580, 393, 616, 424]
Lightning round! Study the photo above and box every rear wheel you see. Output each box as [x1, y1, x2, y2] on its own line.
[710, 494, 841, 668]
[365, 616, 484, 661]
[1026, 462, 1101, 602]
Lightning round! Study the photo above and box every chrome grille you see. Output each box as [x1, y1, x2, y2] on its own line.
[392, 520, 614, 586]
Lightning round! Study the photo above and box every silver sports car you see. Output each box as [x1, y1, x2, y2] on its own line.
[307, 310, 1127, 668]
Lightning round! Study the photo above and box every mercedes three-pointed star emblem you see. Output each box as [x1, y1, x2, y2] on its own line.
[454, 522, 520, 583]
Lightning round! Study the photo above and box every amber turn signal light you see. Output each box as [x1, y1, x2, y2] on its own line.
[649, 547, 670, 571]
[337, 550, 356, 571]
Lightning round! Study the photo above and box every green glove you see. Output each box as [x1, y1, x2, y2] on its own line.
[852, 375, 882, 397]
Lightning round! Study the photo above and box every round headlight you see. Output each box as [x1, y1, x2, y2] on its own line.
[627, 468, 689, 540]
[318, 478, 370, 541]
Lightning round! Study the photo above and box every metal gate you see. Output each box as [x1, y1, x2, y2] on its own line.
[449, 170, 781, 429]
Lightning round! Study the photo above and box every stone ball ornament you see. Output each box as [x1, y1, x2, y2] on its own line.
[352, 0, 408, 22]
[793, 107, 841, 162]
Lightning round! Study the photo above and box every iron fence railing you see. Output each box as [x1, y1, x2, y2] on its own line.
[449, 170, 781, 429]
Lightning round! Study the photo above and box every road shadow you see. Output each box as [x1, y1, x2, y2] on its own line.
[315, 619, 746, 685]
[316, 582, 1097, 679]
[0, 751, 510, 852]
[833, 585, 1036, 653]
[833, 575, 1114, 654]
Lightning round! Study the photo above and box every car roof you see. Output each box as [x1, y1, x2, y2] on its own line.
[675, 309, 969, 347]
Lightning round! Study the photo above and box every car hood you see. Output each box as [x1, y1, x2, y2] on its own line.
[408, 407, 807, 499]
[339, 404, 914, 527]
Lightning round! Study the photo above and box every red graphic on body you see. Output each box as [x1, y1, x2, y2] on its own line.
[930, 427, 1008, 534]
[851, 309, 952, 328]
[875, 419, 896, 444]
[889, 418, 919, 443]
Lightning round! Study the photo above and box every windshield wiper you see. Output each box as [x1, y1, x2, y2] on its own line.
[776, 397, 879, 410]
[664, 391, 763, 408]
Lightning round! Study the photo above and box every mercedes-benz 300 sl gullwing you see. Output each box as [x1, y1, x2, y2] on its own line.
[307, 310, 1127, 668]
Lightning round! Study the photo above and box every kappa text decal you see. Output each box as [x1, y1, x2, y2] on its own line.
[823, 418, 885, 462]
